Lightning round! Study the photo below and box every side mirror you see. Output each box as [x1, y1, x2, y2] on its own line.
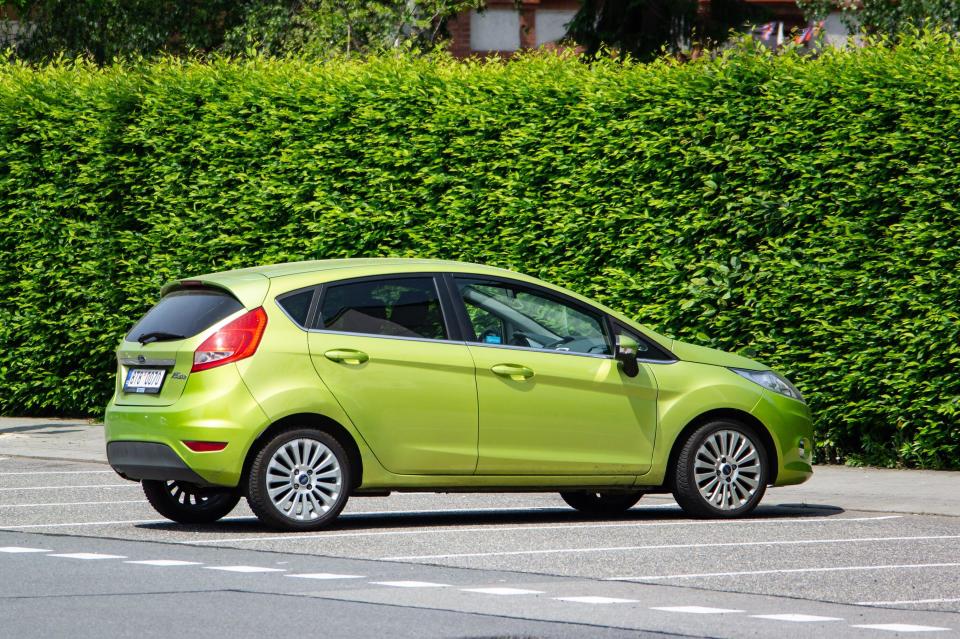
[615, 334, 640, 378]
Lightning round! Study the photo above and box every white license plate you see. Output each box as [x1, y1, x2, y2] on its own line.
[124, 368, 166, 394]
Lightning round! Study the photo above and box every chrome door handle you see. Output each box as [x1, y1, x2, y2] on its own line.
[491, 363, 534, 381]
[324, 349, 369, 365]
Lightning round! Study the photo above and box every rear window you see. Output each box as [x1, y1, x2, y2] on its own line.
[126, 289, 243, 342]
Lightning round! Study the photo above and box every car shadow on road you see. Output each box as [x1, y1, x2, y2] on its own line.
[136, 502, 846, 536]
[0, 423, 88, 434]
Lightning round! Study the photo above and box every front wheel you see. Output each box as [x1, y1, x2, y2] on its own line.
[142, 480, 240, 524]
[560, 490, 644, 515]
[672, 420, 769, 518]
[246, 428, 351, 531]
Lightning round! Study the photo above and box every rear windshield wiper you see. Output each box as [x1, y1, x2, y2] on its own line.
[136, 331, 186, 344]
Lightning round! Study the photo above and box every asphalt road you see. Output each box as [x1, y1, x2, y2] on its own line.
[0, 455, 958, 638]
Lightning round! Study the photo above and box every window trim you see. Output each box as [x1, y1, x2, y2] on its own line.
[311, 273, 458, 342]
[447, 273, 614, 358]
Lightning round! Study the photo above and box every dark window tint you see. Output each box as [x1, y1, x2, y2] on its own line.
[276, 290, 314, 328]
[615, 324, 674, 362]
[319, 277, 447, 340]
[456, 278, 610, 355]
[127, 289, 243, 342]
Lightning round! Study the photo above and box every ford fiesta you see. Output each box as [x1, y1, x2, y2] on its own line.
[105, 259, 813, 531]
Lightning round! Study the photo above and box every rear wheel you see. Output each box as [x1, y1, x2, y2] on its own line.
[246, 428, 351, 531]
[141, 480, 240, 525]
[560, 490, 644, 515]
[672, 420, 768, 518]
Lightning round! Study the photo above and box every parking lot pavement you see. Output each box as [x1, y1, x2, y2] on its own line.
[1, 455, 958, 637]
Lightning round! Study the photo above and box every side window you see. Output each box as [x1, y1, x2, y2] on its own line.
[455, 278, 610, 355]
[614, 323, 674, 362]
[318, 277, 448, 340]
[276, 289, 315, 328]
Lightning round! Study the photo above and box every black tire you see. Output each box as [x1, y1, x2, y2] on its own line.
[560, 490, 644, 515]
[246, 428, 352, 531]
[672, 419, 769, 518]
[142, 480, 240, 525]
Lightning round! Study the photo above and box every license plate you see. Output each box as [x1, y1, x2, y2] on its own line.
[123, 368, 166, 394]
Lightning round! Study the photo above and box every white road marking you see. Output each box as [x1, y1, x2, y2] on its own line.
[371, 581, 449, 588]
[186, 515, 901, 546]
[0, 500, 145, 509]
[205, 566, 286, 573]
[611, 562, 960, 581]
[49, 553, 126, 560]
[461, 587, 544, 595]
[285, 573, 365, 580]
[385, 534, 960, 561]
[0, 518, 167, 529]
[125, 560, 202, 566]
[0, 484, 138, 491]
[555, 596, 638, 604]
[851, 624, 951, 633]
[0, 470, 114, 476]
[652, 606, 744, 614]
[0, 515, 248, 530]
[751, 614, 843, 622]
[0, 546, 50, 553]
[857, 597, 960, 606]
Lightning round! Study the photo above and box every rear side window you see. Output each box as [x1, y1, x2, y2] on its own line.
[126, 289, 243, 342]
[318, 277, 447, 340]
[276, 289, 314, 328]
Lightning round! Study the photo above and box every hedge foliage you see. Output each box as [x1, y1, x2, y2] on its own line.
[1, 36, 958, 468]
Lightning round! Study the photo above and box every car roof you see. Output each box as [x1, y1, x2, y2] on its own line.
[197, 258, 516, 280]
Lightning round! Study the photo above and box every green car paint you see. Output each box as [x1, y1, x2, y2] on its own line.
[105, 259, 813, 527]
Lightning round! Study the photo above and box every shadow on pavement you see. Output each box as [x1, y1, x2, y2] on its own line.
[136, 502, 846, 536]
[0, 423, 87, 434]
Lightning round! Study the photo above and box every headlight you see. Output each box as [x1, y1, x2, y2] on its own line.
[730, 368, 804, 402]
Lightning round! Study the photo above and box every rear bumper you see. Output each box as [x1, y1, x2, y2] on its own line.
[107, 441, 210, 485]
[104, 363, 270, 487]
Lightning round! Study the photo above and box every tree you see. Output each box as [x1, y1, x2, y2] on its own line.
[1, 0, 483, 64]
[798, 0, 960, 37]
[219, 0, 485, 58]
[3, 0, 247, 64]
[565, 0, 769, 61]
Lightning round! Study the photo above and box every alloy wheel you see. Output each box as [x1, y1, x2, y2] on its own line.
[265, 437, 343, 521]
[693, 429, 761, 510]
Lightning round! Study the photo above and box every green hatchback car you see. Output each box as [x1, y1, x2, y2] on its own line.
[105, 259, 813, 531]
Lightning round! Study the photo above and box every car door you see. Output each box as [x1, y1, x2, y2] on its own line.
[307, 274, 478, 475]
[451, 275, 658, 475]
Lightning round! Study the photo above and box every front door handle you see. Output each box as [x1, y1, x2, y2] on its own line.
[491, 363, 534, 381]
[324, 349, 369, 365]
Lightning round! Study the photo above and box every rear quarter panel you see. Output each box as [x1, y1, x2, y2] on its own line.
[233, 290, 390, 488]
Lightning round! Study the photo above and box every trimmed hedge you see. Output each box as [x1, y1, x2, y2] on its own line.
[1, 38, 958, 468]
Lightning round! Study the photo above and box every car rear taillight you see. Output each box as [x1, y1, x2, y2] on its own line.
[191, 307, 268, 372]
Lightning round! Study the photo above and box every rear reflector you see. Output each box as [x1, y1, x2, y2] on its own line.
[192, 307, 268, 372]
[182, 441, 228, 452]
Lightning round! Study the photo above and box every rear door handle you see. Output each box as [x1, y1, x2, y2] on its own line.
[491, 363, 534, 381]
[324, 349, 369, 365]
